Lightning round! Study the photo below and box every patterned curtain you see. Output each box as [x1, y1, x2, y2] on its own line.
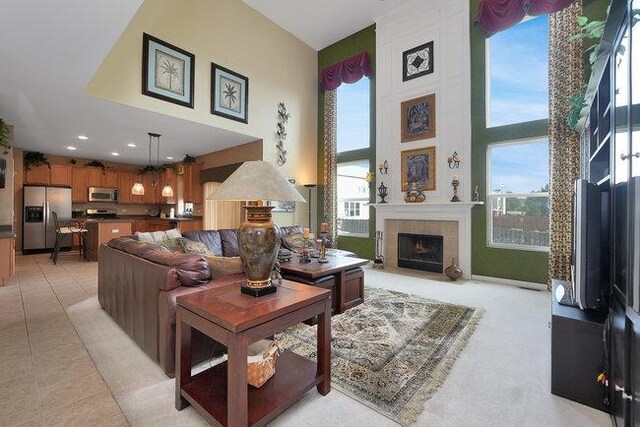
[548, 0, 584, 289]
[323, 89, 338, 245]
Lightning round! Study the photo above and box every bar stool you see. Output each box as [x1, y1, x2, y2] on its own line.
[51, 211, 88, 264]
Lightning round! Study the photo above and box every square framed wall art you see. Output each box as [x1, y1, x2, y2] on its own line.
[142, 33, 195, 109]
[401, 93, 436, 142]
[402, 41, 434, 81]
[401, 146, 436, 192]
[211, 63, 249, 123]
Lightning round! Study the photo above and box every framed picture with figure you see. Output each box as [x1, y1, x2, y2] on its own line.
[142, 33, 195, 108]
[401, 93, 436, 142]
[401, 146, 436, 191]
[211, 63, 249, 123]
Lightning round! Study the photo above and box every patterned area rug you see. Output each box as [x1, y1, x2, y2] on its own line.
[276, 287, 483, 426]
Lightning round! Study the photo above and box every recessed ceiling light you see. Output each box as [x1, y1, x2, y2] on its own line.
[66, 146, 77, 151]
[127, 143, 137, 148]
[77, 135, 89, 140]
[166, 156, 174, 160]
[111, 152, 120, 156]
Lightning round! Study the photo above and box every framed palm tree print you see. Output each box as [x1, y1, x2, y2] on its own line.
[211, 63, 249, 123]
[142, 33, 195, 108]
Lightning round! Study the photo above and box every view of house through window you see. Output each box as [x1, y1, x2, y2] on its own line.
[487, 15, 549, 128]
[337, 160, 370, 237]
[488, 139, 550, 249]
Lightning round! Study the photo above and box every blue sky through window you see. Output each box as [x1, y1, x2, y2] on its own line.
[337, 78, 370, 152]
[490, 139, 549, 193]
[488, 15, 549, 127]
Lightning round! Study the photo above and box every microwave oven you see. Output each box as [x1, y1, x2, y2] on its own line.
[88, 187, 118, 203]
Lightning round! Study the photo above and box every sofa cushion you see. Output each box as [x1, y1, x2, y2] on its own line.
[280, 225, 303, 238]
[204, 255, 244, 279]
[136, 228, 182, 243]
[107, 237, 168, 257]
[219, 229, 240, 257]
[182, 230, 223, 256]
[281, 232, 318, 253]
[141, 251, 211, 287]
[181, 239, 213, 257]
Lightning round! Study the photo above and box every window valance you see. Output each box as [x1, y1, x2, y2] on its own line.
[475, 0, 573, 35]
[320, 52, 371, 91]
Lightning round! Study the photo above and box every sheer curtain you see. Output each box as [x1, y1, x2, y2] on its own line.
[203, 182, 242, 230]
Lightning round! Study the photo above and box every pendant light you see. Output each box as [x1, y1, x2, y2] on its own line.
[131, 132, 174, 197]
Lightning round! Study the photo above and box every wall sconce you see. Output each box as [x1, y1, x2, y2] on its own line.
[447, 151, 461, 169]
[378, 160, 389, 175]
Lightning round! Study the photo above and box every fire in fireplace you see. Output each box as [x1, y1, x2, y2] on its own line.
[397, 233, 444, 273]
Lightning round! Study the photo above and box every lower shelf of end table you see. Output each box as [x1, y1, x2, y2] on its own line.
[181, 350, 321, 426]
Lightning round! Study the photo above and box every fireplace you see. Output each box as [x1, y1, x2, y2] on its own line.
[397, 233, 444, 273]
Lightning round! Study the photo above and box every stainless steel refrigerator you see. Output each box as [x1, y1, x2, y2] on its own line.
[23, 185, 72, 251]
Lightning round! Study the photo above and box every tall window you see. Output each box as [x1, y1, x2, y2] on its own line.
[488, 139, 549, 250]
[336, 78, 371, 237]
[486, 16, 550, 250]
[487, 16, 549, 127]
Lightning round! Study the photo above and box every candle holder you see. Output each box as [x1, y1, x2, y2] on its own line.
[317, 232, 329, 263]
[450, 177, 460, 202]
[472, 184, 480, 202]
[377, 182, 389, 204]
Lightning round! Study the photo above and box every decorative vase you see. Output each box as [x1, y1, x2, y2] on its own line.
[444, 258, 463, 281]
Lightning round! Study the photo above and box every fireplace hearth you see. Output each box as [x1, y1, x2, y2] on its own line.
[398, 233, 444, 273]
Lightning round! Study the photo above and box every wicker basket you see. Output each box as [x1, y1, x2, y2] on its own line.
[246, 340, 282, 388]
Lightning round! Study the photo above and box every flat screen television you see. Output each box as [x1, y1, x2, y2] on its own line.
[572, 178, 606, 311]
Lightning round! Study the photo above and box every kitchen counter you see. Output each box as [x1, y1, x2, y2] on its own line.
[0, 225, 16, 239]
[84, 219, 137, 223]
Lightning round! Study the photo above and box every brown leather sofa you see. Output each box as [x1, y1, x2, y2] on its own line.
[98, 230, 245, 377]
[98, 225, 355, 377]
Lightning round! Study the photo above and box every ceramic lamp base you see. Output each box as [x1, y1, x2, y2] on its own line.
[241, 284, 278, 297]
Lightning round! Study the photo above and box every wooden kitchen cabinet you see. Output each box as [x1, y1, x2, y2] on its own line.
[142, 173, 156, 205]
[0, 237, 15, 286]
[85, 221, 132, 261]
[132, 219, 148, 233]
[25, 164, 51, 185]
[104, 170, 118, 188]
[146, 219, 169, 232]
[72, 167, 88, 203]
[183, 163, 203, 204]
[87, 167, 104, 187]
[177, 219, 202, 233]
[117, 171, 133, 204]
[49, 164, 72, 186]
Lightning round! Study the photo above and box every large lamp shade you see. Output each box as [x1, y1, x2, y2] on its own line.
[208, 161, 305, 297]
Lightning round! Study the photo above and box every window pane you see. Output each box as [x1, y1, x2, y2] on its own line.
[487, 16, 549, 127]
[337, 78, 370, 153]
[337, 160, 370, 236]
[490, 196, 550, 247]
[490, 139, 549, 194]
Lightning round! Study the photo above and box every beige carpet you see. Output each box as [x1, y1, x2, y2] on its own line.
[61, 265, 610, 426]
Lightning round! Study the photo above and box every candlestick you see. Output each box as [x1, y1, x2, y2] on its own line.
[302, 227, 310, 238]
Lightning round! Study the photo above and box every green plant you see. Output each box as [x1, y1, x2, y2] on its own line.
[182, 154, 197, 165]
[567, 92, 587, 131]
[0, 119, 10, 154]
[87, 160, 106, 172]
[24, 151, 50, 171]
[570, 14, 607, 66]
[140, 165, 156, 174]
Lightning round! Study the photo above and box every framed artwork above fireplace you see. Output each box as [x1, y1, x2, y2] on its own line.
[401, 146, 436, 192]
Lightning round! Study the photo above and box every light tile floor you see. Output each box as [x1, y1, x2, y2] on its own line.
[0, 253, 126, 426]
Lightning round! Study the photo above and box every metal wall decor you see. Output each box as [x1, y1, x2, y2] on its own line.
[447, 151, 461, 169]
[378, 160, 389, 175]
[275, 102, 290, 166]
[377, 182, 388, 203]
[402, 41, 434, 82]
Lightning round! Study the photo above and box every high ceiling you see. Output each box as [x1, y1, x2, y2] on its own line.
[243, 0, 394, 50]
[0, 0, 386, 165]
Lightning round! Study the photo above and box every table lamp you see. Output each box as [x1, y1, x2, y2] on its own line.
[207, 161, 306, 297]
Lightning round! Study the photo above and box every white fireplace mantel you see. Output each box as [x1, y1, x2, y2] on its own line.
[371, 202, 484, 278]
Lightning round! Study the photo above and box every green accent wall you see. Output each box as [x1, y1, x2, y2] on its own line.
[317, 25, 376, 259]
[469, 0, 549, 283]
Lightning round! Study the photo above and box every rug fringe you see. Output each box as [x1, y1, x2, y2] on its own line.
[398, 308, 485, 426]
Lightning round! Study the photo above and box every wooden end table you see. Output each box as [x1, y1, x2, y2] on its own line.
[279, 257, 368, 314]
[175, 280, 331, 427]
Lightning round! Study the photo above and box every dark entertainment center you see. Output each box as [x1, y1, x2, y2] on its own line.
[551, 0, 640, 424]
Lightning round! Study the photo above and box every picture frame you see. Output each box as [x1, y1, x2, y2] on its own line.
[401, 146, 436, 192]
[211, 63, 249, 123]
[142, 33, 195, 109]
[267, 178, 296, 212]
[401, 93, 436, 142]
[402, 41, 434, 81]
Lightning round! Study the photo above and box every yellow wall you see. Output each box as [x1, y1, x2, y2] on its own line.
[85, 0, 317, 186]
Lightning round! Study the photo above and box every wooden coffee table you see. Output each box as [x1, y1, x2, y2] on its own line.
[175, 280, 331, 427]
[279, 256, 369, 315]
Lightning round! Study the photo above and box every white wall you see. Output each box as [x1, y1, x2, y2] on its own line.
[375, 0, 471, 203]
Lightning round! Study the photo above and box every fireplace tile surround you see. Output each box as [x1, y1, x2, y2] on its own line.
[372, 202, 482, 279]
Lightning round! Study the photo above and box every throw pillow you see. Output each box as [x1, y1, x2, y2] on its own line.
[158, 236, 186, 253]
[205, 255, 244, 279]
[135, 228, 182, 243]
[282, 232, 318, 253]
[181, 239, 213, 257]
